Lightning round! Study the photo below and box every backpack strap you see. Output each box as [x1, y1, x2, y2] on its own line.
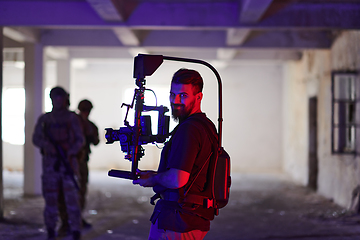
[178, 115, 218, 208]
[178, 150, 213, 202]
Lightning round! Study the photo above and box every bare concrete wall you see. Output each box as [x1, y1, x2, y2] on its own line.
[70, 60, 283, 173]
[282, 50, 331, 185]
[318, 31, 360, 207]
[3, 58, 283, 175]
[282, 59, 308, 185]
[283, 31, 360, 208]
[221, 63, 283, 173]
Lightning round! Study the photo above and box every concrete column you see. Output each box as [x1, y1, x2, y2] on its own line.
[24, 43, 44, 196]
[0, 27, 4, 219]
[56, 59, 70, 92]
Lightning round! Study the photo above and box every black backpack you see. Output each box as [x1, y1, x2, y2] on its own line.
[180, 116, 231, 216]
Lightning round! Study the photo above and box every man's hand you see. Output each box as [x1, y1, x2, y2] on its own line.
[132, 169, 157, 187]
[133, 168, 190, 189]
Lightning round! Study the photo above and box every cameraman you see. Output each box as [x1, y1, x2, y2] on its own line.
[133, 69, 217, 240]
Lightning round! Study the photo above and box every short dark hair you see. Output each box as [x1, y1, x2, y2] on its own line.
[171, 68, 203, 94]
[50, 86, 68, 99]
[78, 99, 93, 112]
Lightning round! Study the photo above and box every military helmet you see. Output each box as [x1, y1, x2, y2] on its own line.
[78, 99, 93, 112]
[50, 86, 68, 99]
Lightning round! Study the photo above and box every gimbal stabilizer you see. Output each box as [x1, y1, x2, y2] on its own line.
[106, 54, 223, 180]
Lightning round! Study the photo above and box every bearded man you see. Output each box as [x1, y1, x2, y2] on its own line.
[133, 68, 218, 240]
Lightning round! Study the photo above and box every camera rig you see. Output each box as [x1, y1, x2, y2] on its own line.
[106, 54, 223, 180]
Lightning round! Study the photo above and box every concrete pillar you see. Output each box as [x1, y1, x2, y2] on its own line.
[24, 43, 44, 196]
[0, 27, 4, 219]
[56, 59, 71, 92]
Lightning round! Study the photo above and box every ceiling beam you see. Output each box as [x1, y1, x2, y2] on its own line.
[224, 0, 273, 62]
[85, 1, 146, 57]
[227, 28, 251, 46]
[1, 1, 359, 29]
[40, 28, 334, 49]
[235, 49, 302, 61]
[112, 28, 140, 46]
[66, 46, 302, 61]
[41, 29, 123, 47]
[243, 30, 334, 49]
[240, 0, 274, 23]
[86, 0, 123, 21]
[45, 47, 69, 60]
[225, 0, 274, 63]
[3, 27, 38, 43]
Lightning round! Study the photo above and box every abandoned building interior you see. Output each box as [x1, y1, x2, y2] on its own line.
[1, 0, 360, 235]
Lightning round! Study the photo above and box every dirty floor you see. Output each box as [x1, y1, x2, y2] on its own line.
[1, 170, 360, 240]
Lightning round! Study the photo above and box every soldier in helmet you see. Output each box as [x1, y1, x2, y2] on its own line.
[32, 86, 84, 240]
[58, 99, 99, 234]
[76, 99, 99, 227]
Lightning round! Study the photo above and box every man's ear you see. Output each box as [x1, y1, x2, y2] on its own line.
[196, 92, 203, 101]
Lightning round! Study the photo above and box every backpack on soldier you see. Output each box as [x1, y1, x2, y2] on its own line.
[181, 116, 231, 216]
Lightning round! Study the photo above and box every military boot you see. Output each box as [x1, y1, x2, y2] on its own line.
[58, 223, 71, 237]
[72, 230, 81, 240]
[47, 228, 56, 240]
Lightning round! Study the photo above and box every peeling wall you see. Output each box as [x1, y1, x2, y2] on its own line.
[319, 31, 360, 207]
[283, 31, 360, 208]
[282, 50, 331, 185]
[282, 59, 308, 185]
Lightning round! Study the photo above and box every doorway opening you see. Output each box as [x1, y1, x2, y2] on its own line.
[308, 97, 318, 190]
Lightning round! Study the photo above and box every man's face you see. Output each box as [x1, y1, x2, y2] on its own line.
[51, 94, 68, 110]
[170, 83, 200, 121]
[80, 110, 90, 119]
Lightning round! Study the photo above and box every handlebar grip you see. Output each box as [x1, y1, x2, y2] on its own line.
[108, 169, 138, 180]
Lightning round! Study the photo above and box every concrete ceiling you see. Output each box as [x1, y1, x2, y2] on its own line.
[1, 0, 360, 62]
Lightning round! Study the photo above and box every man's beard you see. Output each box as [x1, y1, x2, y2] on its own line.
[171, 100, 195, 122]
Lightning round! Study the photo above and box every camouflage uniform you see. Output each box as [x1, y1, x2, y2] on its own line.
[77, 115, 99, 211]
[33, 108, 84, 234]
[59, 99, 99, 231]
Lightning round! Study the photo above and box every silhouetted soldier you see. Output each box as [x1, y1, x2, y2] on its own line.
[58, 99, 99, 234]
[32, 86, 84, 240]
[77, 99, 99, 225]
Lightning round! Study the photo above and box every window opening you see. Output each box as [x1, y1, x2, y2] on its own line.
[331, 71, 359, 154]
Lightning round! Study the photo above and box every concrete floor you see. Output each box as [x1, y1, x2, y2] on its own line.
[1, 170, 360, 240]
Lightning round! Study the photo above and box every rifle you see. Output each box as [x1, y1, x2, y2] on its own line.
[45, 128, 80, 191]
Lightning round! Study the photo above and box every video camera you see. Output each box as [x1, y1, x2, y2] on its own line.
[105, 104, 170, 160]
[106, 54, 224, 181]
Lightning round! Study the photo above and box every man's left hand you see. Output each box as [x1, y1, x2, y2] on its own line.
[132, 169, 157, 187]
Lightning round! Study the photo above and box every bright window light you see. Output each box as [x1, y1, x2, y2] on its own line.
[2, 88, 25, 145]
[44, 87, 52, 112]
[2, 87, 52, 145]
